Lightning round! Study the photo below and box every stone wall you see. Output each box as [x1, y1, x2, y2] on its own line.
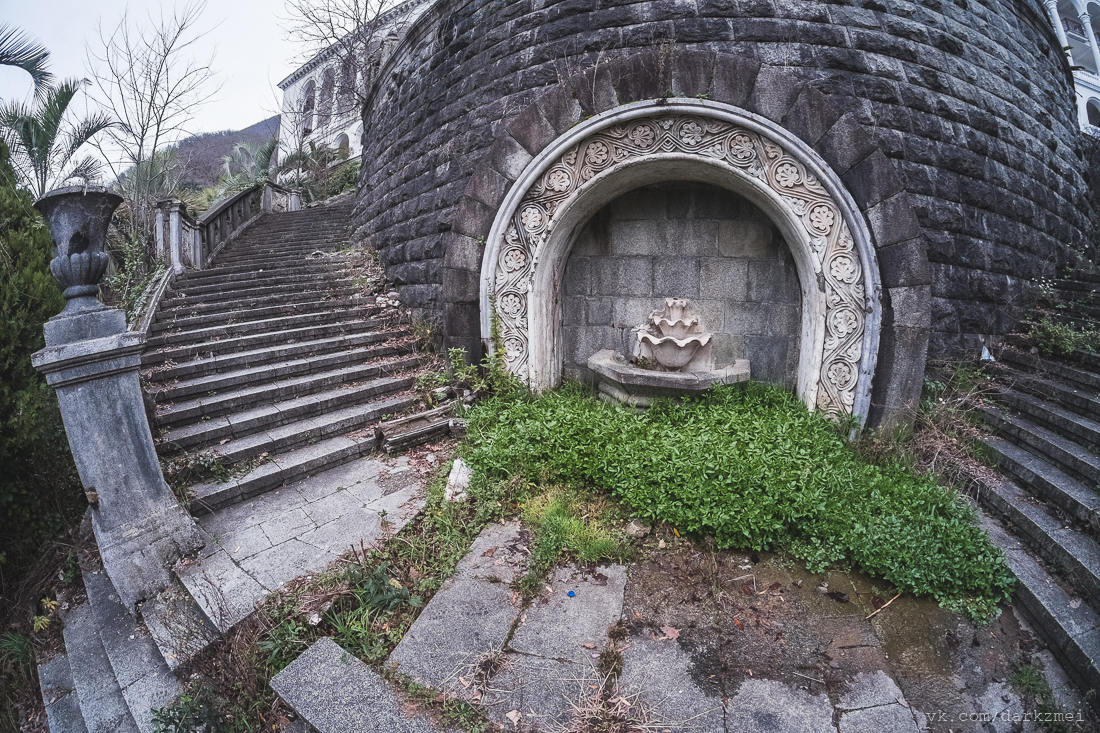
[562, 183, 801, 387]
[352, 0, 1094, 402]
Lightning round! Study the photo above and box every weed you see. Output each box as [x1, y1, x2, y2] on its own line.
[344, 562, 423, 612]
[151, 679, 231, 733]
[464, 382, 1015, 622]
[521, 487, 628, 571]
[1028, 316, 1100, 357]
[597, 644, 625, 677]
[1011, 664, 1074, 733]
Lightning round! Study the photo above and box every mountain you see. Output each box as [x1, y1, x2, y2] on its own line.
[174, 115, 280, 190]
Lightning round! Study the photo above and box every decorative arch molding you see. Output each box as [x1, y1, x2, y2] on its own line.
[480, 100, 882, 423]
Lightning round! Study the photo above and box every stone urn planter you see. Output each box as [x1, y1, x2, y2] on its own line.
[34, 186, 123, 311]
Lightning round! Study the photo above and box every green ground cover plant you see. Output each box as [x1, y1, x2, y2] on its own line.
[463, 381, 1015, 621]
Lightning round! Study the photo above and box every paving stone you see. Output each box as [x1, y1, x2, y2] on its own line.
[838, 703, 924, 733]
[725, 678, 836, 733]
[509, 564, 627, 663]
[258, 507, 316, 545]
[142, 585, 222, 671]
[176, 548, 268, 631]
[238, 539, 338, 591]
[481, 656, 596, 730]
[39, 654, 89, 733]
[271, 637, 451, 733]
[837, 670, 906, 710]
[618, 634, 725, 732]
[387, 522, 528, 692]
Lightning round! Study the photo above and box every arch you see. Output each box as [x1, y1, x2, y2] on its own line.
[301, 79, 316, 137]
[338, 56, 357, 115]
[480, 100, 881, 423]
[317, 68, 336, 129]
[336, 133, 351, 156]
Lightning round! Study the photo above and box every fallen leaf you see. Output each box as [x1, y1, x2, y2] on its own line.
[1070, 598, 1083, 609]
[582, 642, 596, 649]
[733, 617, 744, 631]
[660, 626, 680, 640]
[768, 582, 782, 595]
[897, 696, 909, 709]
[458, 676, 471, 688]
[219, 438, 230, 445]
[871, 596, 885, 610]
[633, 610, 643, 619]
[506, 710, 522, 725]
[741, 581, 754, 596]
[658, 539, 666, 549]
[826, 591, 850, 604]
[482, 546, 498, 557]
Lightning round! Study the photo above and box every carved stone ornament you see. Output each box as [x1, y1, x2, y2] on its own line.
[34, 186, 123, 303]
[490, 112, 872, 418]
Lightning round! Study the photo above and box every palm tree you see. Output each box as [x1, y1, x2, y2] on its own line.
[0, 25, 52, 98]
[0, 78, 115, 198]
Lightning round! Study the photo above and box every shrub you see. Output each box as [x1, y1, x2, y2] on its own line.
[0, 139, 82, 576]
[464, 382, 1015, 620]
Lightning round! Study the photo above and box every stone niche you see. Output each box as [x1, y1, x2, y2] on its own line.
[562, 182, 802, 388]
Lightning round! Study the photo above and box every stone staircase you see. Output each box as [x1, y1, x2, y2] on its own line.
[39, 198, 437, 733]
[968, 273, 1100, 706]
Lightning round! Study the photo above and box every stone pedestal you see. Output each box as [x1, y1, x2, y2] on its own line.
[32, 301, 202, 611]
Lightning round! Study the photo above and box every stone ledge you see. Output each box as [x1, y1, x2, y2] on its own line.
[588, 349, 749, 408]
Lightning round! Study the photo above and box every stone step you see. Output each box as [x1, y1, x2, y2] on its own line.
[996, 389, 1100, 449]
[61, 603, 141, 733]
[145, 307, 382, 350]
[142, 316, 393, 367]
[174, 256, 351, 282]
[151, 296, 373, 334]
[272, 638, 450, 733]
[151, 341, 412, 403]
[1070, 272, 1100, 284]
[188, 432, 377, 513]
[147, 328, 407, 383]
[993, 365, 1100, 424]
[166, 271, 354, 299]
[156, 354, 421, 428]
[38, 654, 89, 733]
[157, 277, 359, 310]
[172, 391, 418, 470]
[977, 436, 1100, 528]
[978, 405, 1100, 487]
[140, 585, 222, 673]
[159, 382, 415, 456]
[971, 470, 1100, 611]
[979, 514, 1100, 703]
[155, 286, 365, 321]
[80, 568, 181, 733]
[1000, 350, 1100, 393]
[170, 262, 350, 290]
[223, 235, 349, 252]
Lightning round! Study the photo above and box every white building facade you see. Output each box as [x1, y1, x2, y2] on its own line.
[1046, 0, 1100, 133]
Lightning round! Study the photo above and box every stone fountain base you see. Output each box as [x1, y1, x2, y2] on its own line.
[588, 349, 750, 409]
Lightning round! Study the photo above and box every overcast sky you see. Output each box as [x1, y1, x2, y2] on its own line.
[0, 0, 303, 135]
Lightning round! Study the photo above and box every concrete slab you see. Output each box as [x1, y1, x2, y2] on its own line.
[177, 548, 268, 630]
[271, 637, 452, 733]
[618, 634, 725, 732]
[39, 654, 89, 733]
[725, 678, 835, 733]
[238, 538, 339, 590]
[838, 702, 923, 733]
[142, 585, 221, 671]
[509, 564, 627, 664]
[837, 670, 905, 710]
[481, 655, 596, 730]
[387, 522, 528, 692]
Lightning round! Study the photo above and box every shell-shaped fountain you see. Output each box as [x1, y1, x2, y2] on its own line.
[636, 298, 713, 371]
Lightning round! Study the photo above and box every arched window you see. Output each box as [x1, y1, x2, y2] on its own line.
[338, 57, 357, 116]
[317, 68, 335, 129]
[337, 134, 350, 157]
[1088, 99, 1100, 127]
[301, 79, 316, 136]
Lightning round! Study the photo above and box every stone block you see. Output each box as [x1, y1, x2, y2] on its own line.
[564, 256, 591, 295]
[612, 47, 664, 102]
[841, 151, 903, 210]
[587, 297, 613, 325]
[745, 65, 804, 123]
[711, 331, 747, 367]
[569, 62, 618, 116]
[886, 285, 931, 330]
[653, 258, 701, 297]
[442, 267, 480, 304]
[817, 113, 877, 176]
[748, 260, 799, 302]
[609, 188, 667, 221]
[507, 103, 558, 156]
[487, 134, 533, 181]
[444, 302, 481, 341]
[700, 258, 749, 301]
[613, 219, 719, 256]
[671, 49, 717, 98]
[535, 85, 584, 135]
[865, 192, 922, 248]
[591, 257, 653, 297]
[745, 334, 797, 386]
[449, 196, 495, 239]
[719, 218, 778, 258]
[877, 237, 931, 288]
[783, 86, 844, 148]
[866, 324, 929, 431]
[463, 165, 510, 209]
[563, 296, 585, 326]
[711, 53, 761, 108]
